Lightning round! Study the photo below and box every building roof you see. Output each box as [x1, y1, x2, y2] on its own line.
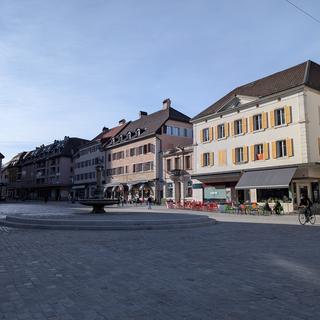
[105, 106, 190, 148]
[192, 60, 320, 122]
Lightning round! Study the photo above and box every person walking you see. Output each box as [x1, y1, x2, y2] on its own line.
[147, 196, 152, 210]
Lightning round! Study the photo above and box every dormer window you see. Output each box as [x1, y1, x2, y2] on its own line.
[136, 129, 141, 136]
[111, 138, 115, 144]
[127, 132, 132, 139]
[119, 135, 123, 142]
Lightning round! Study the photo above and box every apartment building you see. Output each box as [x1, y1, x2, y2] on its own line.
[5, 137, 88, 200]
[103, 99, 193, 203]
[192, 60, 320, 210]
[72, 122, 127, 199]
[163, 145, 194, 203]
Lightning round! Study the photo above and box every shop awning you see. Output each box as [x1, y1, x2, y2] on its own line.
[235, 167, 297, 190]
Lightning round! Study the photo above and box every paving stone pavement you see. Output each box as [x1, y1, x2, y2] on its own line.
[0, 203, 320, 319]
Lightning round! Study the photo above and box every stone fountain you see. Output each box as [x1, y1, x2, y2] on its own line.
[79, 160, 119, 213]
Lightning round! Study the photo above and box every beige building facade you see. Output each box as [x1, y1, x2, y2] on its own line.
[191, 60, 320, 211]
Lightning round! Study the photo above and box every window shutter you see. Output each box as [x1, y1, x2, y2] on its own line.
[200, 154, 204, 167]
[219, 150, 226, 165]
[249, 116, 253, 132]
[225, 123, 229, 137]
[264, 143, 269, 160]
[232, 148, 236, 164]
[200, 129, 203, 143]
[285, 106, 292, 125]
[215, 126, 218, 140]
[231, 121, 234, 136]
[262, 112, 268, 129]
[243, 146, 248, 162]
[242, 118, 247, 134]
[210, 152, 214, 166]
[270, 110, 275, 127]
[209, 127, 214, 141]
[272, 141, 277, 159]
[287, 138, 293, 157]
[318, 137, 320, 156]
[250, 145, 255, 161]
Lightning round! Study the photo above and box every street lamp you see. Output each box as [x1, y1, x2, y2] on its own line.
[177, 145, 185, 205]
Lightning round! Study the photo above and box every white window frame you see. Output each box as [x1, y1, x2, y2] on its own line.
[234, 119, 242, 135]
[235, 147, 244, 163]
[276, 140, 287, 158]
[203, 153, 210, 167]
[253, 114, 262, 131]
[254, 144, 264, 160]
[217, 124, 225, 139]
[202, 128, 210, 142]
[275, 108, 285, 126]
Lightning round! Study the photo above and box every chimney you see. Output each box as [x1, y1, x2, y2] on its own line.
[163, 98, 171, 110]
[102, 127, 109, 132]
[139, 111, 148, 118]
[119, 119, 126, 125]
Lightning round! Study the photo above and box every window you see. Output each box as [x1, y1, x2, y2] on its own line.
[202, 128, 210, 142]
[166, 182, 173, 198]
[125, 166, 129, 174]
[167, 159, 172, 171]
[185, 156, 191, 170]
[174, 157, 180, 169]
[187, 180, 193, 198]
[130, 148, 135, 157]
[276, 140, 287, 158]
[235, 147, 244, 163]
[275, 108, 285, 126]
[234, 119, 242, 135]
[217, 124, 225, 139]
[203, 153, 210, 167]
[253, 114, 262, 131]
[254, 144, 264, 160]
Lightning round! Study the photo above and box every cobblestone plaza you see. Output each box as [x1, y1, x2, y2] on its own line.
[0, 203, 320, 319]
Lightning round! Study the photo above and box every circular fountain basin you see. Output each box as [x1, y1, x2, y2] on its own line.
[79, 199, 119, 213]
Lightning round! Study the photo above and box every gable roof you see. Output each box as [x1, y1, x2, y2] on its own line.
[192, 60, 320, 122]
[105, 106, 190, 148]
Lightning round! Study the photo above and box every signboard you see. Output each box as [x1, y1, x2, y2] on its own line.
[204, 186, 226, 200]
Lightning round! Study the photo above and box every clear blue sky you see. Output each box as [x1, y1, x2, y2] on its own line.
[1, 0, 320, 161]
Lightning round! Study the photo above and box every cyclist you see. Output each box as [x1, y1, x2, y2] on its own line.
[299, 193, 313, 222]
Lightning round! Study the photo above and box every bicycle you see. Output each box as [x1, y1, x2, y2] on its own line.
[298, 206, 316, 225]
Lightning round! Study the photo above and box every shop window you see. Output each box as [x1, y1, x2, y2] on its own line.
[254, 144, 264, 160]
[276, 140, 287, 158]
[257, 188, 290, 203]
[234, 119, 242, 135]
[235, 147, 244, 163]
[217, 124, 225, 139]
[253, 114, 262, 131]
[187, 181, 193, 197]
[166, 182, 173, 198]
[275, 108, 285, 126]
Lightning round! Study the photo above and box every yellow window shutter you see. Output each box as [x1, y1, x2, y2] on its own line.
[249, 116, 253, 132]
[231, 121, 234, 136]
[200, 129, 203, 143]
[270, 110, 275, 127]
[209, 127, 213, 141]
[232, 148, 236, 164]
[243, 146, 248, 162]
[272, 141, 277, 159]
[242, 118, 247, 134]
[215, 126, 218, 140]
[200, 153, 203, 167]
[262, 112, 268, 129]
[287, 138, 293, 157]
[285, 106, 292, 125]
[264, 143, 269, 160]
[250, 145, 255, 161]
[318, 137, 320, 156]
[210, 152, 214, 166]
[225, 123, 229, 138]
